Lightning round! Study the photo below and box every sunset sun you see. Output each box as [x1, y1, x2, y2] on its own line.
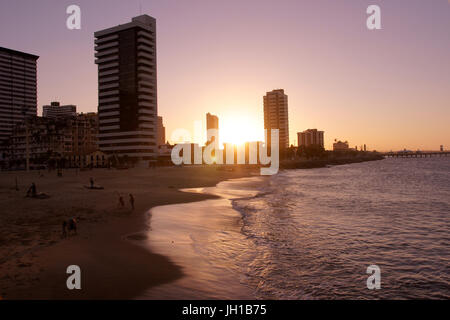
[219, 114, 264, 146]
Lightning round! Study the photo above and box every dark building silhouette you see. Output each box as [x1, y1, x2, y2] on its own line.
[0, 47, 39, 143]
[2, 113, 102, 169]
[157, 116, 165, 146]
[333, 140, 350, 151]
[95, 15, 157, 165]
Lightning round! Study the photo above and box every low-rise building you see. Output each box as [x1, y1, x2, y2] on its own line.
[333, 140, 350, 151]
[42, 101, 76, 119]
[297, 129, 324, 148]
[1, 112, 103, 169]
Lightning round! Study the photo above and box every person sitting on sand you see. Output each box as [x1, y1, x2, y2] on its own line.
[26, 182, 37, 197]
[129, 194, 135, 210]
[118, 195, 125, 208]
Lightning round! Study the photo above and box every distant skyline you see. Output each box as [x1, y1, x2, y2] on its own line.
[1, 0, 449, 151]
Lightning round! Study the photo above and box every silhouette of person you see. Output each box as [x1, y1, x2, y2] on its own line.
[68, 218, 77, 235]
[129, 194, 135, 210]
[90, 177, 94, 189]
[119, 195, 125, 208]
[27, 182, 37, 197]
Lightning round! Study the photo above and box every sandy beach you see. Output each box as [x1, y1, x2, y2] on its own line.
[0, 166, 258, 299]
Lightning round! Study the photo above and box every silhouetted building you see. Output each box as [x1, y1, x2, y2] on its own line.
[2, 113, 101, 169]
[95, 15, 157, 164]
[333, 140, 349, 151]
[297, 129, 324, 148]
[42, 101, 76, 119]
[71, 113, 99, 158]
[206, 112, 219, 145]
[157, 116, 165, 146]
[263, 89, 289, 150]
[0, 47, 39, 143]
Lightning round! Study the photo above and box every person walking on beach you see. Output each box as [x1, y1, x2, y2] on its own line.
[118, 195, 125, 208]
[129, 194, 135, 210]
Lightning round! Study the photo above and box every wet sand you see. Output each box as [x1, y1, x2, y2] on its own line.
[0, 166, 257, 299]
[137, 178, 264, 299]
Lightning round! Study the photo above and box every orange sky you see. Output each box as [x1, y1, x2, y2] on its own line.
[1, 0, 449, 151]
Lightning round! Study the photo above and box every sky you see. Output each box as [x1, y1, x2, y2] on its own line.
[0, 0, 449, 151]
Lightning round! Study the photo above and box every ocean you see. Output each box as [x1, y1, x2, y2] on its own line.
[139, 157, 450, 299]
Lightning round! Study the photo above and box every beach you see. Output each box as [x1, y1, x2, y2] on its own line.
[0, 166, 257, 299]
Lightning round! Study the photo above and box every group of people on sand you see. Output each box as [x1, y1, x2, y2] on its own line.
[88, 177, 135, 210]
[61, 218, 77, 238]
[118, 193, 135, 210]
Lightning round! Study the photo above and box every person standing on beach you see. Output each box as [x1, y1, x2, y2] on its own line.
[89, 177, 94, 189]
[118, 195, 125, 208]
[129, 194, 135, 210]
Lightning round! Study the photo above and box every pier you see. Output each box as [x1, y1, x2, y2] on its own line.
[382, 151, 449, 158]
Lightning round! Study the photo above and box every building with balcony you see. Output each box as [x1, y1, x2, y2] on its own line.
[0, 47, 39, 144]
[297, 129, 324, 148]
[94, 15, 158, 165]
[1, 113, 101, 169]
[42, 101, 76, 119]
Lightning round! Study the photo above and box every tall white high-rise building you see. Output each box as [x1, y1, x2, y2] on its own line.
[94, 15, 157, 163]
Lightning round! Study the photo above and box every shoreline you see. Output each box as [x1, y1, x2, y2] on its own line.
[280, 153, 385, 169]
[137, 177, 266, 299]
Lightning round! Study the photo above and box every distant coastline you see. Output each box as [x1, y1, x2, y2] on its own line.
[280, 153, 384, 170]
